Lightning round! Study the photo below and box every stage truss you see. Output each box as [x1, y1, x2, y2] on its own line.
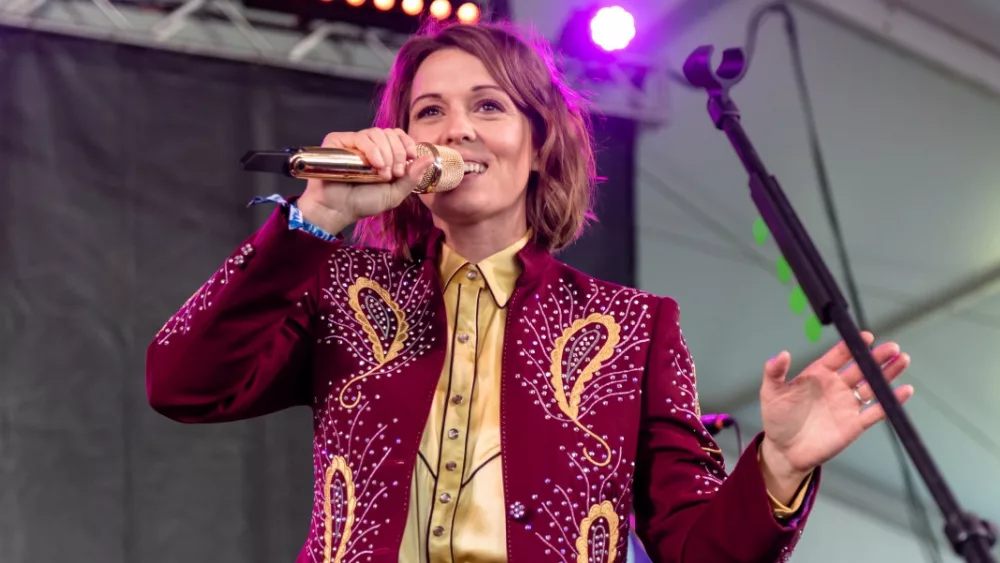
[0, 0, 671, 125]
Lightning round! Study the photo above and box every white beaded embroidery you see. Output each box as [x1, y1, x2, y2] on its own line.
[302, 247, 441, 562]
[318, 248, 437, 406]
[513, 278, 652, 466]
[155, 243, 255, 345]
[305, 398, 403, 563]
[531, 443, 632, 563]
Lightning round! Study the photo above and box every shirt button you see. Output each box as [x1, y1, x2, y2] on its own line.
[466, 270, 478, 280]
[457, 333, 470, 344]
[448, 428, 459, 439]
[451, 394, 464, 405]
[445, 461, 458, 471]
[440, 493, 452, 504]
[433, 526, 445, 537]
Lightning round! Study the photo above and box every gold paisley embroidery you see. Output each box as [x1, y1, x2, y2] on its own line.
[338, 277, 409, 408]
[575, 500, 620, 563]
[550, 313, 621, 467]
[323, 456, 356, 563]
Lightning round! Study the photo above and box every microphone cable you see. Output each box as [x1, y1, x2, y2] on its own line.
[733, 416, 744, 454]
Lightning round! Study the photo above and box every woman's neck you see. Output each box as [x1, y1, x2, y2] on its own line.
[435, 214, 528, 264]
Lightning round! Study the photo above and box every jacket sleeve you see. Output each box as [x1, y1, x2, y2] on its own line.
[632, 297, 819, 563]
[145, 205, 341, 423]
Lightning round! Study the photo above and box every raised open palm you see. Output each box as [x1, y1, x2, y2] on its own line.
[759, 332, 914, 475]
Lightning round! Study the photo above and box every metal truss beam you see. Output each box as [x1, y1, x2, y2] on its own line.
[0, 0, 670, 125]
[0, 0, 409, 83]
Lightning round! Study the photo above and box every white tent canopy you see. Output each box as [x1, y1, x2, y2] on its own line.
[531, 0, 1000, 557]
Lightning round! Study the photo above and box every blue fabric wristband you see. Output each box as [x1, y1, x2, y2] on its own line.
[248, 194, 341, 242]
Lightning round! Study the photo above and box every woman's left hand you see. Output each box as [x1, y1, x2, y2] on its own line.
[757, 332, 914, 495]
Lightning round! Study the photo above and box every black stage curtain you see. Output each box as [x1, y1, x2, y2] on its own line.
[0, 26, 635, 563]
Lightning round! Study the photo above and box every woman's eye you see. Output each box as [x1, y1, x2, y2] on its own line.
[478, 99, 504, 112]
[415, 106, 441, 119]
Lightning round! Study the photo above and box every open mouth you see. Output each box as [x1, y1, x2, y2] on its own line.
[463, 162, 488, 174]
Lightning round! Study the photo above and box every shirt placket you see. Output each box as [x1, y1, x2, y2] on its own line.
[428, 265, 485, 553]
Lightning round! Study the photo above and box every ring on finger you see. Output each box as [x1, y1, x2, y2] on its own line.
[852, 386, 874, 406]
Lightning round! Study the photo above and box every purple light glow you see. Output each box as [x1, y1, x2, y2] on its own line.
[589, 6, 635, 51]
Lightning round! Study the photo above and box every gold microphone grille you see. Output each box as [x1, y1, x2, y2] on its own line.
[413, 143, 465, 193]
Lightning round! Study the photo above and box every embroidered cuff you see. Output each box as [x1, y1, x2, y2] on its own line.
[248, 194, 341, 242]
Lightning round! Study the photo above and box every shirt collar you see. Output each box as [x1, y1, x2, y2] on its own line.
[437, 230, 532, 308]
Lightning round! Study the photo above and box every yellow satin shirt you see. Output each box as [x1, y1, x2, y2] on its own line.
[398, 232, 528, 563]
[397, 232, 811, 562]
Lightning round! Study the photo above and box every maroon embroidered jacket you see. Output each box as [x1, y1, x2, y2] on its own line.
[146, 207, 817, 562]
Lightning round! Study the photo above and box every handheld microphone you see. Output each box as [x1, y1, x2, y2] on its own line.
[239, 142, 466, 194]
[700, 413, 735, 436]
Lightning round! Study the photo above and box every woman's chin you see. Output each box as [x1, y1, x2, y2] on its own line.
[431, 203, 491, 225]
[422, 176, 526, 226]
[427, 186, 496, 220]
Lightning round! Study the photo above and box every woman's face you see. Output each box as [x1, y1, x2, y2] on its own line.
[407, 47, 537, 230]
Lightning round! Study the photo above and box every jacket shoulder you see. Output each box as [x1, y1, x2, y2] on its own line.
[544, 260, 675, 308]
[327, 242, 427, 270]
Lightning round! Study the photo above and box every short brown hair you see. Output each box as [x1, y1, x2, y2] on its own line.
[353, 20, 598, 259]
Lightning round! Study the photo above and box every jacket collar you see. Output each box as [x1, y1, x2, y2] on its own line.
[436, 232, 529, 308]
[418, 225, 553, 289]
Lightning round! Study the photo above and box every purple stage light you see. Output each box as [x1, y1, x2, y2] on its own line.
[589, 6, 635, 51]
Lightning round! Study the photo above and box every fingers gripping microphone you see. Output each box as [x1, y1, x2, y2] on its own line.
[239, 143, 466, 194]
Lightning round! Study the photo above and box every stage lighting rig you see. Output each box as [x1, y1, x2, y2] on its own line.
[554, 3, 669, 125]
[241, 0, 489, 33]
[556, 3, 636, 61]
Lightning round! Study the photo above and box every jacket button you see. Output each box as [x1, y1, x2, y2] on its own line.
[229, 254, 248, 269]
[230, 244, 255, 269]
[508, 501, 528, 521]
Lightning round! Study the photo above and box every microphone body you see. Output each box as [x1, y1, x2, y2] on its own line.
[700, 413, 735, 436]
[240, 142, 466, 194]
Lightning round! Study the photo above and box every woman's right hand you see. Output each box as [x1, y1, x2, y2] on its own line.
[295, 128, 435, 234]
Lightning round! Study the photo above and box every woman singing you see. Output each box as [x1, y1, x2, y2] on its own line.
[146, 20, 913, 563]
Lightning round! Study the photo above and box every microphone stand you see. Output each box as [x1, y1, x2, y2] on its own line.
[682, 45, 998, 562]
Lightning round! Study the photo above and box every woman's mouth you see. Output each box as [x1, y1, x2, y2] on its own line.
[463, 162, 487, 174]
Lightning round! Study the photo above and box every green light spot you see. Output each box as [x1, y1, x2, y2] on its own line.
[788, 285, 807, 314]
[752, 217, 769, 245]
[805, 314, 823, 342]
[775, 256, 792, 284]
